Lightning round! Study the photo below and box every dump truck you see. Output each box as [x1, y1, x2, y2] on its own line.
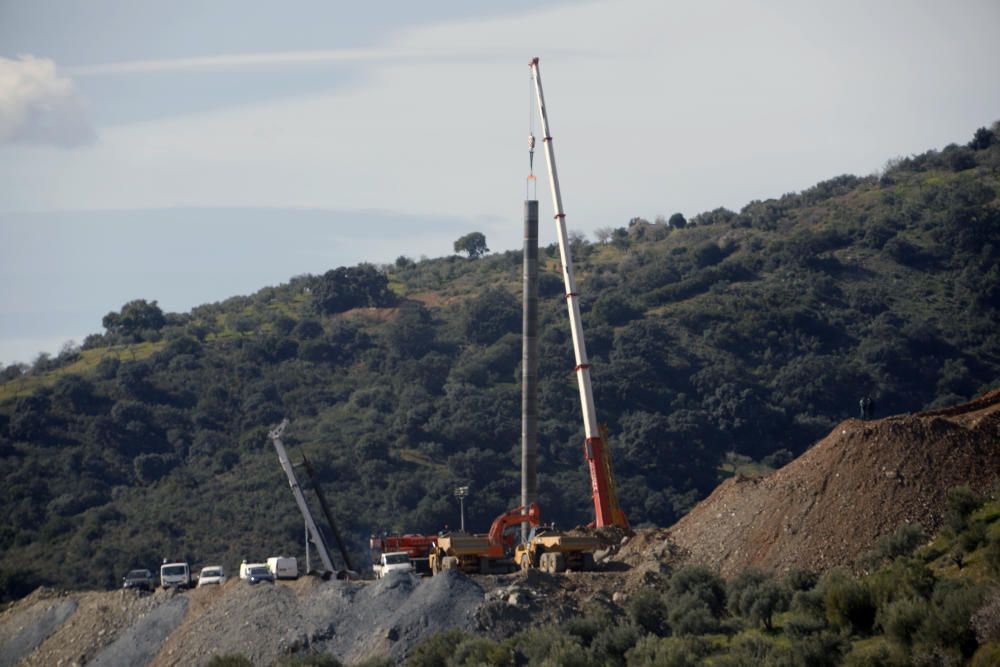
[514, 526, 600, 573]
[429, 503, 540, 575]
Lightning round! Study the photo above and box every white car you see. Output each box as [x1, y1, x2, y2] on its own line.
[374, 552, 414, 579]
[197, 565, 226, 587]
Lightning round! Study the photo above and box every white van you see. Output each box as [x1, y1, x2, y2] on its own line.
[267, 556, 298, 580]
[160, 562, 191, 589]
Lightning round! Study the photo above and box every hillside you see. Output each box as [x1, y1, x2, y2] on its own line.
[1, 124, 999, 596]
[669, 389, 1000, 576]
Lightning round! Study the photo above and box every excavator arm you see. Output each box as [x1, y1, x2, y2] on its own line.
[488, 503, 540, 547]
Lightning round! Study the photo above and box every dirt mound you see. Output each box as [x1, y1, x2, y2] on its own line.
[668, 390, 1000, 577]
[0, 589, 77, 667]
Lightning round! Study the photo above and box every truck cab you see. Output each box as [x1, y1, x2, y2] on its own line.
[373, 551, 414, 578]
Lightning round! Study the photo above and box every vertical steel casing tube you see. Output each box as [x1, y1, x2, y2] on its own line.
[521, 199, 539, 542]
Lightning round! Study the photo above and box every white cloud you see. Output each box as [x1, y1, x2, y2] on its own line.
[64, 47, 498, 76]
[0, 55, 96, 148]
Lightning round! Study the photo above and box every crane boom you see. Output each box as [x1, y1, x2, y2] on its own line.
[529, 57, 628, 530]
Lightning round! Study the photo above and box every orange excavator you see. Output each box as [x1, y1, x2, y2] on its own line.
[429, 503, 540, 575]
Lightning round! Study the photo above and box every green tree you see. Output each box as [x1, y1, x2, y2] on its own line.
[102, 299, 166, 337]
[454, 232, 489, 258]
[312, 264, 393, 315]
[668, 212, 687, 229]
[727, 568, 788, 630]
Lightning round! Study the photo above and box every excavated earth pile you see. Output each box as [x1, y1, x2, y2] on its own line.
[667, 389, 1000, 576]
[0, 571, 489, 666]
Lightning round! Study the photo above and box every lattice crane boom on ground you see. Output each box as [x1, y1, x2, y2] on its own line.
[529, 57, 629, 530]
[268, 419, 336, 575]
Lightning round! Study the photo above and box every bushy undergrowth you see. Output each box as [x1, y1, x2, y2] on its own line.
[406, 493, 1000, 666]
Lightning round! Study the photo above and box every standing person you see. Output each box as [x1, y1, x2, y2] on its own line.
[859, 396, 868, 420]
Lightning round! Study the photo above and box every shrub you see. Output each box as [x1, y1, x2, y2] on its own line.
[667, 566, 727, 617]
[841, 637, 909, 667]
[945, 485, 983, 534]
[818, 569, 876, 635]
[971, 643, 1000, 667]
[508, 627, 590, 666]
[878, 597, 929, 645]
[563, 614, 606, 647]
[627, 588, 668, 635]
[451, 637, 513, 667]
[407, 629, 472, 667]
[714, 631, 777, 666]
[784, 568, 819, 592]
[863, 523, 928, 566]
[668, 594, 721, 636]
[921, 579, 987, 658]
[591, 622, 641, 665]
[984, 539, 1000, 577]
[783, 613, 827, 640]
[625, 635, 712, 667]
[205, 656, 253, 667]
[789, 631, 850, 667]
[726, 568, 789, 630]
[273, 655, 343, 667]
[865, 558, 935, 609]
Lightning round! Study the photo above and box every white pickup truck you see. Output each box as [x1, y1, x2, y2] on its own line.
[373, 551, 414, 579]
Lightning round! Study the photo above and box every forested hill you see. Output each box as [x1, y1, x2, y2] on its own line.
[2, 125, 999, 597]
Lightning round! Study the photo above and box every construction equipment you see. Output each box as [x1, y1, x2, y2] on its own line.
[429, 503, 540, 575]
[514, 526, 600, 574]
[529, 57, 629, 530]
[370, 534, 437, 575]
[269, 419, 353, 578]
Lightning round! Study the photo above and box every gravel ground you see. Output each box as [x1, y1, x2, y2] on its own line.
[21, 588, 172, 667]
[0, 594, 78, 667]
[153, 570, 485, 666]
[88, 594, 188, 667]
[309, 569, 485, 663]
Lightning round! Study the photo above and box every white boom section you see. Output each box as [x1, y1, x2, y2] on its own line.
[269, 419, 335, 574]
[529, 58, 599, 441]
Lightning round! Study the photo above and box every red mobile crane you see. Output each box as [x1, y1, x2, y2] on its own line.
[529, 57, 629, 530]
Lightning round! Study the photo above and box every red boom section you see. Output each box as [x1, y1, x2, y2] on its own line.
[585, 434, 629, 530]
[370, 534, 436, 559]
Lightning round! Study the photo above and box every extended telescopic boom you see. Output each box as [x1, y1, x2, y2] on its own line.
[529, 57, 628, 530]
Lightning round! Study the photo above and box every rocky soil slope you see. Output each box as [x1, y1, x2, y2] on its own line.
[668, 390, 1000, 576]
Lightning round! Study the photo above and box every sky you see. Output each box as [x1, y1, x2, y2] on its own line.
[1, 0, 999, 365]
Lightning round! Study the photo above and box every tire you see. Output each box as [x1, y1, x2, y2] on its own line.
[552, 554, 566, 574]
[581, 552, 595, 572]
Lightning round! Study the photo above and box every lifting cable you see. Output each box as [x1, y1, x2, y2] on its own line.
[526, 73, 537, 200]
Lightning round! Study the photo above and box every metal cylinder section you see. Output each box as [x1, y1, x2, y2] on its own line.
[521, 199, 539, 542]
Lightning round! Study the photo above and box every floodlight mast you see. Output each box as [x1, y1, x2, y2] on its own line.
[529, 57, 628, 530]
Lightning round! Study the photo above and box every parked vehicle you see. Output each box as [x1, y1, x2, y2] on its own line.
[370, 534, 436, 575]
[430, 504, 539, 575]
[514, 526, 599, 573]
[239, 560, 266, 580]
[373, 552, 414, 579]
[197, 565, 226, 587]
[267, 556, 298, 580]
[245, 564, 274, 584]
[160, 562, 191, 589]
[122, 569, 155, 591]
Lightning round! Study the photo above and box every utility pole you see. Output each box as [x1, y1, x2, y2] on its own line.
[454, 486, 469, 532]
